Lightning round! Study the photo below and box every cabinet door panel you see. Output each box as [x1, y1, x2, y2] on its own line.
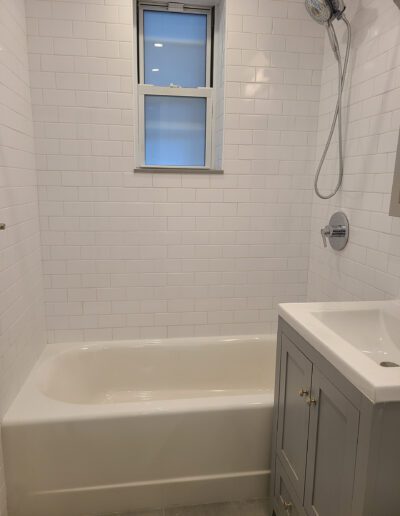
[304, 368, 359, 516]
[277, 334, 312, 502]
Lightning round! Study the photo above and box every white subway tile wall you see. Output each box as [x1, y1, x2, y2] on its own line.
[308, 0, 400, 302]
[0, 0, 399, 513]
[0, 0, 46, 512]
[26, 0, 324, 343]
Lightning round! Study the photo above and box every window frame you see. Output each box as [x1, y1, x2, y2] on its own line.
[137, 1, 214, 170]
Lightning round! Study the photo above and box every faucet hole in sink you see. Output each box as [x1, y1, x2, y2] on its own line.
[380, 361, 400, 368]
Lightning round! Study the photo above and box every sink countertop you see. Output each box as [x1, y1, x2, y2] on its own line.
[279, 300, 400, 403]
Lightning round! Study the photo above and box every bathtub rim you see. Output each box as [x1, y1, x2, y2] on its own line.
[3, 333, 276, 427]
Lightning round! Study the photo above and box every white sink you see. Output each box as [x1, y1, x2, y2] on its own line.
[279, 301, 400, 403]
[311, 308, 400, 367]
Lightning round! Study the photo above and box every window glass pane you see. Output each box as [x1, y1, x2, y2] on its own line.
[143, 10, 207, 88]
[145, 95, 206, 167]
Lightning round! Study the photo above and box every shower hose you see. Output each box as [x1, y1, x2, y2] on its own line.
[314, 14, 352, 200]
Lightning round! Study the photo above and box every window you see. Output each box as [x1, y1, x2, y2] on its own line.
[137, 2, 213, 169]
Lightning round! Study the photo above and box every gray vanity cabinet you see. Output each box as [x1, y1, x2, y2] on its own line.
[276, 334, 312, 501]
[304, 368, 359, 516]
[274, 330, 359, 516]
[272, 318, 400, 516]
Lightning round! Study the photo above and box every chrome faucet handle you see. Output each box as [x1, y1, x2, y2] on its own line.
[321, 225, 331, 247]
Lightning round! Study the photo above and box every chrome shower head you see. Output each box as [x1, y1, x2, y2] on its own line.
[305, 0, 345, 24]
[305, 0, 333, 24]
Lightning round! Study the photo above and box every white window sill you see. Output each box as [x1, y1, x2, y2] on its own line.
[134, 167, 223, 174]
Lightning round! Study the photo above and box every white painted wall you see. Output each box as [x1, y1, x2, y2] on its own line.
[26, 0, 324, 343]
[308, 0, 400, 301]
[0, 0, 46, 512]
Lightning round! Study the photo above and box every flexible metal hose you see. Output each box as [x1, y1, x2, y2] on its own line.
[314, 14, 351, 199]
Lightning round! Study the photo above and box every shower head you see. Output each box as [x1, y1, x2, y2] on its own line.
[305, 0, 332, 24]
[305, 0, 347, 61]
[305, 0, 345, 24]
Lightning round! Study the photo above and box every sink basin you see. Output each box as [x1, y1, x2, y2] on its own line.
[311, 308, 400, 367]
[278, 301, 400, 403]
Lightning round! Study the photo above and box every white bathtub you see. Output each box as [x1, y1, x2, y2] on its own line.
[2, 334, 276, 516]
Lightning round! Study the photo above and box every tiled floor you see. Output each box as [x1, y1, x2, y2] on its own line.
[115, 499, 270, 516]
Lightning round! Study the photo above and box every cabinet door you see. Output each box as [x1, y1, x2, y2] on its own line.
[304, 368, 359, 516]
[276, 334, 312, 502]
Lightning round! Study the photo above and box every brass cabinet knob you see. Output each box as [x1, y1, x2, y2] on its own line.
[306, 396, 317, 406]
[299, 388, 309, 397]
[0, 223, 5, 230]
[283, 500, 293, 512]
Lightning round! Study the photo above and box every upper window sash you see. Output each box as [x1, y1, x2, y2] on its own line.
[138, 2, 212, 88]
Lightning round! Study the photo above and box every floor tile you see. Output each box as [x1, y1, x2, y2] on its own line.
[240, 499, 270, 516]
[165, 502, 241, 516]
[103, 499, 270, 516]
[135, 513, 164, 516]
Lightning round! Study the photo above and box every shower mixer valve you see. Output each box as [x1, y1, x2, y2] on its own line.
[321, 224, 346, 247]
[320, 211, 349, 251]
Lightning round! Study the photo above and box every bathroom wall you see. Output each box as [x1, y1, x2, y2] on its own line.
[308, 0, 400, 301]
[26, 0, 323, 342]
[0, 0, 46, 512]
